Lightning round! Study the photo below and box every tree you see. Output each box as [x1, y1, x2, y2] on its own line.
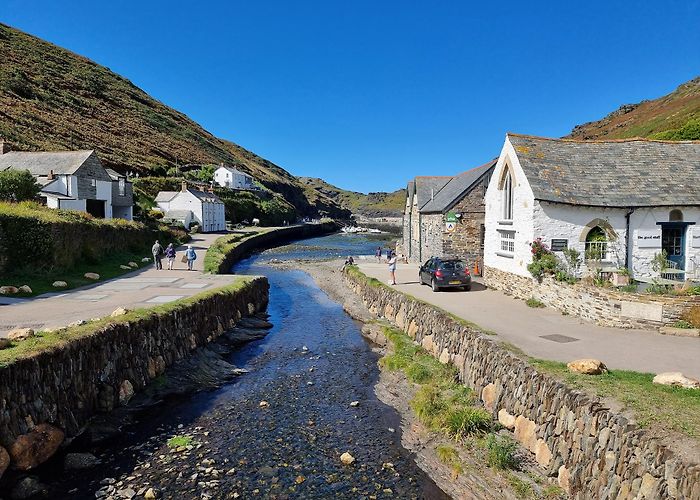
[0, 169, 41, 201]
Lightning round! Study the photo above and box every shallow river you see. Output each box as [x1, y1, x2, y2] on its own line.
[40, 233, 449, 499]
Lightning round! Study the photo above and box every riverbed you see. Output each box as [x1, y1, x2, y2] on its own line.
[35, 233, 451, 499]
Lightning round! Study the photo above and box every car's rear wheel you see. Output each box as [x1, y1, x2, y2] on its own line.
[463, 284, 471, 291]
[431, 279, 440, 292]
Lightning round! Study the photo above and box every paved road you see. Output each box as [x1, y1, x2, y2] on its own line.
[357, 261, 700, 379]
[0, 232, 243, 338]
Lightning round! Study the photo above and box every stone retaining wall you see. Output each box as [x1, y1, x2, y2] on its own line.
[0, 277, 268, 470]
[484, 265, 700, 329]
[215, 222, 339, 273]
[344, 270, 699, 499]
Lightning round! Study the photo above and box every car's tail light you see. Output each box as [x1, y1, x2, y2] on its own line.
[435, 270, 443, 278]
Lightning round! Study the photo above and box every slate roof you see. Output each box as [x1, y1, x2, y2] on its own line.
[155, 191, 178, 203]
[508, 134, 700, 207]
[420, 160, 496, 213]
[189, 188, 222, 203]
[414, 176, 451, 210]
[0, 150, 94, 175]
[105, 168, 126, 181]
[406, 180, 415, 209]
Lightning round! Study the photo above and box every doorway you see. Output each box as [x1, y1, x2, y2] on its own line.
[661, 223, 686, 269]
[86, 199, 106, 218]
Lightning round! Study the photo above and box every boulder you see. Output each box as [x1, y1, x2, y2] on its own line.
[10, 476, 48, 500]
[652, 372, 700, 389]
[557, 465, 571, 495]
[0, 286, 18, 295]
[128, 262, 139, 268]
[64, 452, 101, 470]
[513, 415, 538, 453]
[52, 281, 68, 288]
[8, 423, 65, 470]
[119, 380, 135, 405]
[567, 359, 608, 375]
[18, 285, 32, 294]
[0, 446, 9, 479]
[340, 452, 355, 465]
[144, 488, 158, 499]
[7, 328, 34, 341]
[481, 383, 498, 411]
[84, 272, 100, 280]
[498, 409, 516, 429]
[534, 439, 552, 467]
[120, 265, 131, 270]
[141, 257, 151, 263]
[111, 307, 130, 317]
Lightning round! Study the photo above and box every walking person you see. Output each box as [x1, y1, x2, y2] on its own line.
[185, 245, 197, 271]
[375, 246, 382, 263]
[151, 240, 164, 270]
[387, 250, 397, 285]
[165, 243, 176, 270]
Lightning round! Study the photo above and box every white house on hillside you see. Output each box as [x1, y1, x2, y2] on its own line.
[484, 133, 700, 281]
[155, 182, 225, 232]
[213, 165, 255, 190]
[0, 144, 134, 219]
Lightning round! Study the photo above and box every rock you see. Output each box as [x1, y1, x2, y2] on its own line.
[349, 401, 359, 407]
[7, 328, 34, 341]
[10, 476, 48, 499]
[340, 452, 355, 465]
[18, 285, 32, 294]
[64, 452, 101, 470]
[498, 409, 516, 429]
[144, 488, 157, 499]
[68, 320, 86, 327]
[513, 415, 537, 453]
[0, 446, 9, 479]
[0, 286, 18, 295]
[259, 400, 269, 408]
[120, 265, 131, 270]
[128, 262, 139, 268]
[84, 272, 100, 280]
[111, 307, 130, 317]
[142, 257, 151, 263]
[52, 280, 68, 288]
[534, 439, 552, 467]
[557, 465, 570, 495]
[8, 423, 65, 470]
[117, 487, 136, 499]
[0, 338, 10, 349]
[119, 380, 135, 405]
[481, 383, 498, 411]
[652, 372, 700, 389]
[567, 359, 608, 375]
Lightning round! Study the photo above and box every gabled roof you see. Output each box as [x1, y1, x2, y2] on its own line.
[0, 150, 95, 175]
[415, 176, 451, 210]
[188, 188, 222, 203]
[105, 168, 127, 181]
[508, 133, 700, 207]
[155, 191, 178, 203]
[217, 165, 251, 177]
[420, 160, 496, 213]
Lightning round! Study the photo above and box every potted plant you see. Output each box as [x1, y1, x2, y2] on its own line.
[611, 267, 630, 286]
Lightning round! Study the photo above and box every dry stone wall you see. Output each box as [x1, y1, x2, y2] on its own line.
[345, 271, 700, 500]
[484, 265, 700, 329]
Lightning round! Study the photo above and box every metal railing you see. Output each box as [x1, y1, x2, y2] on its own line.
[584, 241, 608, 262]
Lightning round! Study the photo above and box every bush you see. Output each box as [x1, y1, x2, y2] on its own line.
[486, 434, 519, 469]
[0, 169, 40, 201]
[443, 407, 491, 439]
[411, 385, 448, 429]
[682, 305, 700, 328]
[527, 239, 559, 279]
[406, 361, 434, 384]
[525, 297, 545, 308]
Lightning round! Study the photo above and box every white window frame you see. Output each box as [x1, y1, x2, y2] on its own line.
[501, 170, 513, 221]
[118, 178, 126, 196]
[497, 230, 515, 258]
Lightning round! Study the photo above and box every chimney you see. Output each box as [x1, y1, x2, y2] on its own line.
[47, 169, 55, 180]
[0, 138, 10, 155]
[181, 181, 188, 193]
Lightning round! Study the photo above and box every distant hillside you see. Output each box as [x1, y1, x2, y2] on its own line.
[568, 77, 700, 141]
[0, 23, 349, 218]
[298, 177, 405, 217]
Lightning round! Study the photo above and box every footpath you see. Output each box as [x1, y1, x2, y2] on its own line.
[357, 261, 700, 379]
[0, 232, 242, 338]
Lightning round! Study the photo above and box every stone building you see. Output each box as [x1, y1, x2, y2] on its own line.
[155, 181, 225, 232]
[403, 161, 495, 267]
[484, 133, 700, 282]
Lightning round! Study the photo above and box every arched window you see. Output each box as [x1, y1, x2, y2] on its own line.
[501, 169, 513, 220]
[669, 209, 683, 222]
[585, 226, 607, 261]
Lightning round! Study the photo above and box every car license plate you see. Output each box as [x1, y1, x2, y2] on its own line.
[449, 280, 461, 285]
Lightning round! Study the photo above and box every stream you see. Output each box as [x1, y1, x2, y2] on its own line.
[25, 233, 450, 499]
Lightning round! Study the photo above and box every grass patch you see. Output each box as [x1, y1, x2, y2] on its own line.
[530, 358, 700, 439]
[507, 473, 535, 499]
[167, 435, 194, 448]
[486, 434, 519, 470]
[0, 277, 255, 366]
[525, 297, 545, 308]
[435, 444, 463, 477]
[202, 230, 264, 273]
[541, 485, 566, 499]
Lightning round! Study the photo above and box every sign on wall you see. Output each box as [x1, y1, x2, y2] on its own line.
[445, 212, 458, 223]
[550, 239, 568, 252]
[637, 229, 662, 248]
[445, 221, 456, 232]
[691, 228, 700, 248]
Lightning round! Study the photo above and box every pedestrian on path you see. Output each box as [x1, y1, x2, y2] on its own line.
[375, 246, 382, 263]
[152, 240, 164, 270]
[387, 251, 397, 285]
[185, 245, 197, 271]
[165, 243, 176, 270]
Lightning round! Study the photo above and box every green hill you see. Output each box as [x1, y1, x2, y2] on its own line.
[568, 77, 700, 141]
[0, 23, 349, 218]
[298, 177, 405, 217]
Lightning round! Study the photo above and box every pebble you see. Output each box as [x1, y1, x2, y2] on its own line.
[350, 401, 359, 407]
[259, 400, 270, 408]
[340, 452, 355, 465]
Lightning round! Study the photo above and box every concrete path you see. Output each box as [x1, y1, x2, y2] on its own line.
[357, 261, 700, 379]
[0, 232, 245, 338]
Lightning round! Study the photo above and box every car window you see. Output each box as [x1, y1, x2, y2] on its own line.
[423, 260, 432, 269]
[440, 260, 467, 271]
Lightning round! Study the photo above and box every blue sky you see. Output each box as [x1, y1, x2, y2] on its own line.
[4, 1, 700, 193]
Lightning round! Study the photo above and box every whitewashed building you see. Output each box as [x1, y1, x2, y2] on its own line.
[155, 182, 225, 232]
[213, 165, 255, 190]
[484, 133, 700, 281]
[0, 145, 134, 219]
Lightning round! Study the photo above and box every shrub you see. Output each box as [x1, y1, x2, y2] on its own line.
[527, 239, 559, 279]
[682, 305, 700, 328]
[443, 407, 491, 439]
[525, 297, 545, 308]
[0, 169, 40, 201]
[486, 434, 519, 469]
[406, 361, 434, 384]
[411, 385, 448, 429]
[671, 320, 694, 329]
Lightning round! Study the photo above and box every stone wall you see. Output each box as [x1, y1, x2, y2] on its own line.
[441, 185, 486, 268]
[0, 277, 268, 463]
[344, 270, 699, 500]
[484, 265, 700, 329]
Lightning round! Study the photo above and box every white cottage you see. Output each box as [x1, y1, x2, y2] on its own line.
[155, 182, 225, 232]
[484, 133, 700, 281]
[213, 165, 255, 190]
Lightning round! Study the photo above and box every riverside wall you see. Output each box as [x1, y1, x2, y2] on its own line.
[0, 277, 268, 474]
[215, 222, 339, 273]
[344, 270, 700, 500]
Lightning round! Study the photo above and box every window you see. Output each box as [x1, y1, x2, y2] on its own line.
[501, 170, 513, 220]
[479, 224, 485, 251]
[584, 226, 607, 261]
[500, 230, 515, 254]
[118, 178, 126, 196]
[91, 178, 97, 187]
[670, 209, 683, 222]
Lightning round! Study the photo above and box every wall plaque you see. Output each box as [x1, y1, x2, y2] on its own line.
[637, 230, 661, 248]
[551, 239, 568, 252]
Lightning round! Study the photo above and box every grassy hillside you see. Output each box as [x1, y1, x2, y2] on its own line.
[568, 77, 700, 140]
[299, 177, 405, 217]
[0, 23, 348, 218]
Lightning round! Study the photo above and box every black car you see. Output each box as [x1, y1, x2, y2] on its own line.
[419, 257, 471, 292]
